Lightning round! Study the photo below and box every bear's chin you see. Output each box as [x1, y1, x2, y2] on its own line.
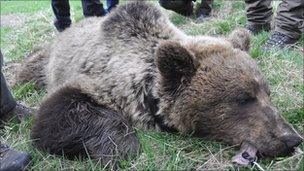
[232, 142, 257, 166]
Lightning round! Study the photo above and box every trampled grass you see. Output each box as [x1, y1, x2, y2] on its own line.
[1, 0, 303, 170]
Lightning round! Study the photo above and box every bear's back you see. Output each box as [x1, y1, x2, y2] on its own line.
[45, 2, 186, 124]
[46, 2, 184, 90]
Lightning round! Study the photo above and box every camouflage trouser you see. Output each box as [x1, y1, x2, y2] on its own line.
[0, 51, 16, 116]
[245, 0, 304, 39]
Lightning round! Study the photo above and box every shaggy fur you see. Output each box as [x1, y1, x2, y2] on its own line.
[18, 1, 302, 166]
[16, 49, 49, 88]
[228, 28, 251, 52]
[31, 86, 139, 167]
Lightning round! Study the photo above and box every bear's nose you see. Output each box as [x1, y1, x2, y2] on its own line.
[281, 135, 303, 150]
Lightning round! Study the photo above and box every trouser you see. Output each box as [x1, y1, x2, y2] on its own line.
[106, 0, 119, 12]
[159, 0, 192, 9]
[51, 0, 119, 25]
[245, 0, 304, 39]
[158, 0, 213, 16]
[0, 51, 16, 117]
[81, 0, 106, 17]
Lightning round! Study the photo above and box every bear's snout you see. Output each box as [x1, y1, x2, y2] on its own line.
[280, 135, 303, 154]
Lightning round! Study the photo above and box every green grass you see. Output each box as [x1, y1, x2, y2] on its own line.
[1, 1, 303, 170]
[0, 1, 51, 15]
[0, 0, 84, 62]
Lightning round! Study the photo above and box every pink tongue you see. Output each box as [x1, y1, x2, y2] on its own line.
[232, 142, 257, 166]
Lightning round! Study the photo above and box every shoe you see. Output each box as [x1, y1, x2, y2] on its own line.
[159, 0, 194, 16]
[1, 102, 34, 123]
[0, 144, 31, 171]
[196, 14, 210, 23]
[54, 18, 71, 32]
[245, 23, 271, 35]
[261, 31, 299, 50]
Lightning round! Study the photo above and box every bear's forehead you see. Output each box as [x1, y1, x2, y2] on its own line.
[189, 64, 261, 100]
[196, 54, 258, 80]
[187, 41, 255, 68]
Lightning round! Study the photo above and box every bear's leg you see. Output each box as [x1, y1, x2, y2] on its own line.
[31, 86, 140, 167]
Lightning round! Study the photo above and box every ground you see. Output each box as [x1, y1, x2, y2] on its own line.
[0, 0, 303, 170]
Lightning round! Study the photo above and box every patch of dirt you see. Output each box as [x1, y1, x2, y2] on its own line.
[0, 13, 28, 27]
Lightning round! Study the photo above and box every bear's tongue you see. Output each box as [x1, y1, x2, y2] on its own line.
[232, 142, 257, 166]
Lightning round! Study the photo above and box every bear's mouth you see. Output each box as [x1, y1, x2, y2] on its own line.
[232, 141, 258, 166]
[232, 141, 303, 167]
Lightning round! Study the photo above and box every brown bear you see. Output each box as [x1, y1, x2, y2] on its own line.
[17, 1, 302, 168]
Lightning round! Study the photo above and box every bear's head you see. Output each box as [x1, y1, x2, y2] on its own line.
[155, 29, 303, 158]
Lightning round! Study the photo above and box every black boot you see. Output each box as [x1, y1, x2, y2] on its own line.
[81, 0, 107, 17]
[261, 31, 299, 50]
[54, 18, 71, 32]
[0, 144, 31, 171]
[159, 0, 194, 16]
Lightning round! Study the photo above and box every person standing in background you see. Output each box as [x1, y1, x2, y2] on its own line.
[51, 0, 119, 32]
[106, 0, 119, 12]
[0, 50, 32, 171]
[245, 0, 304, 49]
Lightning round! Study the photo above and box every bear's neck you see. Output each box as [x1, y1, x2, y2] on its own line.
[145, 90, 177, 133]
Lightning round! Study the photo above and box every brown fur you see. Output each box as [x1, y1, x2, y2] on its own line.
[31, 85, 139, 168]
[228, 28, 251, 52]
[17, 1, 302, 167]
[16, 49, 49, 89]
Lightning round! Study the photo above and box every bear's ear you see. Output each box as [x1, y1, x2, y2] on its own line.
[156, 41, 198, 89]
[228, 28, 251, 52]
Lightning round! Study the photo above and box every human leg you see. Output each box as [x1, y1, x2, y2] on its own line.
[51, 0, 72, 32]
[262, 0, 304, 49]
[106, 0, 119, 12]
[245, 0, 272, 34]
[81, 0, 107, 17]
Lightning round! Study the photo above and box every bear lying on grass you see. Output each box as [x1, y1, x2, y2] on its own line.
[18, 1, 302, 168]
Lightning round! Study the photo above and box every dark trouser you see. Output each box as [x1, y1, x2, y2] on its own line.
[51, 0, 72, 29]
[159, 0, 191, 9]
[51, 0, 117, 28]
[106, 0, 119, 12]
[0, 51, 16, 117]
[245, 0, 304, 39]
[81, 0, 106, 17]
[159, 0, 213, 16]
